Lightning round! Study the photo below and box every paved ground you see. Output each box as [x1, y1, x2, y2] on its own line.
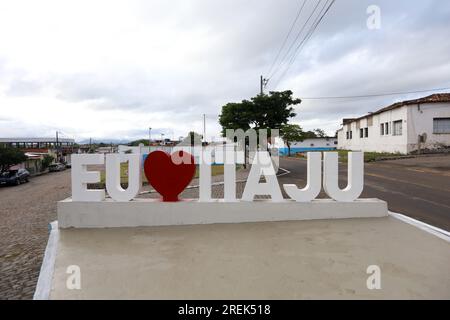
[278, 155, 450, 231]
[0, 170, 71, 299]
[50, 217, 450, 299]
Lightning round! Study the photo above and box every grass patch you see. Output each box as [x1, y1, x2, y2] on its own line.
[100, 163, 225, 184]
[295, 150, 403, 163]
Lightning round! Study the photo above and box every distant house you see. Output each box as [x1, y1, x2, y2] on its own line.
[96, 146, 117, 154]
[0, 137, 76, 171]
[278, 137, 337, 156]
[337, 94, 450, 154]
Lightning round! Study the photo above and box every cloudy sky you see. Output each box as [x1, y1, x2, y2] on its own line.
[0, 0, 449, 142]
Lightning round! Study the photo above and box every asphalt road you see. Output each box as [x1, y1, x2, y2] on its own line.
[278, 155, 450, 231]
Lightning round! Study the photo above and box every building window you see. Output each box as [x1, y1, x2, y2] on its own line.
[334, 141, 338, 145]
[393, 120, 402, 136]
[310, 143, 314, 146]
[433, 118, 450, 134]
[346, 131, 353, 139]
[364, 127, 368, 138]
[346, 131, 349, 139]
[360, 128, 364, 138]
[350, 131, 352, 139]
[385, 122, 389, 135]
[380, 123, 384, 135]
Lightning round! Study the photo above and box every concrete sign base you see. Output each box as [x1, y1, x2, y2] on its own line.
[57, 198, 388, 228]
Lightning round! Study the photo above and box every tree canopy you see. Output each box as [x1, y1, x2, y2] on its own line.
[280, 124, 304, 156]
[218, 90, 301, 136]
[0, 147, 27, 172]
[313, 128, 326, 137]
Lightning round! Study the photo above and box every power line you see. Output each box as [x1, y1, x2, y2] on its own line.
[274, 0, 335, 87]
[300, 86, 450, 100]
[266, 0, 307, 77]
[268, 0, 324, 81]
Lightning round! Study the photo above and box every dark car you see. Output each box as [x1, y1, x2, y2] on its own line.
[48, 163, 66, 172]
[0, 169, 30, 186]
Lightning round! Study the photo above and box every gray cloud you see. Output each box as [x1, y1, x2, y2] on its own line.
[0, 0, 449, 140]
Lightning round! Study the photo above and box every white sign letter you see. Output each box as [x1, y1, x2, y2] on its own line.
[72, 154, 105, 202]
[323, 152, 363, 202]
[283, 152, 321, 202]
[199, 147, 212, 202]
[106, 154, 141, 201]
[242, 151, 283, 202]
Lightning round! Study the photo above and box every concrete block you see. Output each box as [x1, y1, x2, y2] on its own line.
[57, 198, 388, 228]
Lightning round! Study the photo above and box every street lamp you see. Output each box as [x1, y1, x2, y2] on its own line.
[148, 127, 152, 146]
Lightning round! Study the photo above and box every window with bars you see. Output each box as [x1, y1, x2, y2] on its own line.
[380, 123, 384, 135]
[385, 122, 389, 135]
[393, 120, 402, 136]
[433, 118, 450, 134]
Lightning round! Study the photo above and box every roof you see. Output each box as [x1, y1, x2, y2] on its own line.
[343, 93, 450, 124]
[0, 137, 75, 143]
[301, 136, 337, 140]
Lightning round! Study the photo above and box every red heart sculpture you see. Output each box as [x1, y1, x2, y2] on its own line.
[144, 150, 196, 202]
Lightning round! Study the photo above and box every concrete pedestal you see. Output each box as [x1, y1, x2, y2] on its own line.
[57, 198, 388, 228]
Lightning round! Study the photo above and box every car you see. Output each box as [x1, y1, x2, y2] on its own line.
[0, 169, 30, 186]
[48, 163, 66, 172]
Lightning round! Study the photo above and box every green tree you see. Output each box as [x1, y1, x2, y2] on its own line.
[218, 102, 252, 136]
[129, 139, 149, 146]
[0, 147, 27, 172]
[303, 130, 317, 139]
[219, 90, 301, 141]
[41, 154, 55, 170]
[280, 124, 304, 156]
[313, 128, 326, 137]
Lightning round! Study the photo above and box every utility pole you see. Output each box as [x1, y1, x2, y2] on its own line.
[203, 114, 206, 143]
[260, 75, 268, 95]
[56, 131, 59, 162]
[148, 127, 152, 146]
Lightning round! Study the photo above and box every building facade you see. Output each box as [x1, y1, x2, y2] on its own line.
[337, 94, 450, 154]
[0, 137, 76, 171]
[278, 137, 337, 156]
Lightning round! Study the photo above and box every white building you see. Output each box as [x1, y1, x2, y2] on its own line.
[337, 94, 450, 154]
[279, 137, 337, 156]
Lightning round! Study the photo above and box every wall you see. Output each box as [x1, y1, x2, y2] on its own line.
[338, 106, 409, 154]
[279, 138, 337, 156]
[406, 102, 450, 153]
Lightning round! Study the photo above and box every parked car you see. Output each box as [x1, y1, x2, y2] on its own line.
[48, 163, 66, 172]
[0, 169, 30, 186]
[64, 163, 71, 169]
